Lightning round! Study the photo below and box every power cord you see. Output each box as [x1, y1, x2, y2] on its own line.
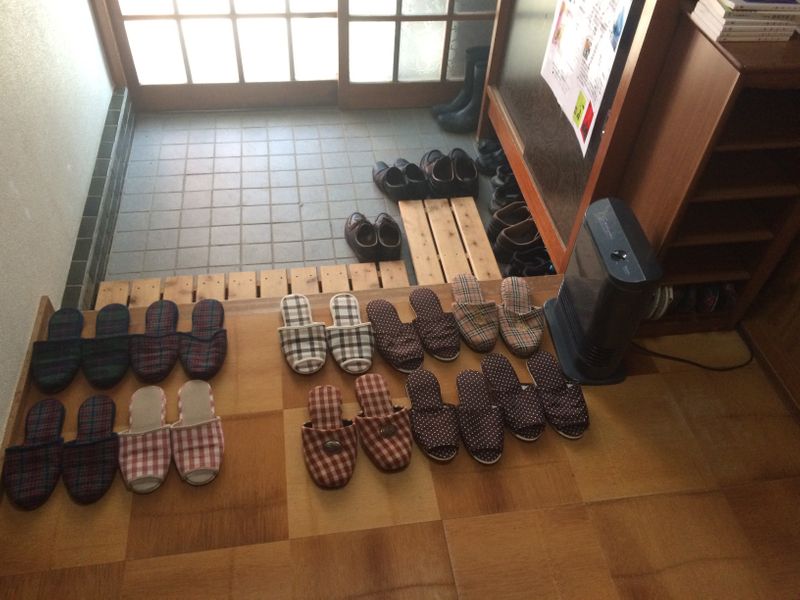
[629, 339, 754, 372]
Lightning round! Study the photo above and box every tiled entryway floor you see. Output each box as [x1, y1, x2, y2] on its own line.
[106, 107, 482, 281]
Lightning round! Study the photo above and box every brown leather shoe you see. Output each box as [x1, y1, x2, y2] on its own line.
[492, 219, 541, 263]
[345, 212, 379, 262]
[375, 213, 402, 261]
[486, 201, 530, 243]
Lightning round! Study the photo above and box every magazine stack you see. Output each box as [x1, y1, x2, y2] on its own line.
[690, 0, 800, 41]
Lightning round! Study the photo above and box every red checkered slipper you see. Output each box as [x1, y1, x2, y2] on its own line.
[527, 351, 589, 439]
[302, 385, 358, 489]
[498, 277, 544, 357]
[406, 369, 459, 462]
[130, 300, 181, 383]
[62, 395, 119, 504]
[179, 299, 228, 380]
[326, 293, 374, 375]
[118, 386, 171, 493]
[456, 370, 504, 465]
[2, 398, 65, 510]
[365, 299, 424, 373]
[171, 380, 224, 485]
[451, 273, 499, 353]
[278, 294, 327, 375]
[354, 373, 413, 471]
[480, 353, 545, 442]
[410, 288, 460, 361]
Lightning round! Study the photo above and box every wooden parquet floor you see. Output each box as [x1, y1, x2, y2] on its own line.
[1, 277, 799, 599]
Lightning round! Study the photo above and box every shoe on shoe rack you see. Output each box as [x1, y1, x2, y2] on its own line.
[344, 212, 379, 263]
[477, 138, 502, 155]
[503, 247, 552, 277]
[493, 219, 542, 264]
[420, 149, 455, 197]
[436, 60, 487, 134]
[395, 158, 429, 200]
[491, 165, 515, 189]
[375, 212, 403, 261]
[373, 161, 406, 201]
[486, 201, 531, 244]
[432, 46, 490, 117]
[450, 148, 479, 197]
[490, 180, 522, 213]
[476, 146, 508, 175]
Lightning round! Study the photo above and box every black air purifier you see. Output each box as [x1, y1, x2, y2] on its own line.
[544, 197, 662, 385]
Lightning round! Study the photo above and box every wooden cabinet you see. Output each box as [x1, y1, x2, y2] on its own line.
[621, 14, 800, 335]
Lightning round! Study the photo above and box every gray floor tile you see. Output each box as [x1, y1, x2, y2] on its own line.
[127, 161, 158, 178]
[181, 208, 211, 228]
[147, 228, 179, 250]
[271, 204, 300, 222]
[215, 142, 240, 157]
[242, 188, 269, 205]
[357, 199, 386, 218]
[298, 170, 324, 186]
[189, 129, 215, 143]
[242, 224, 271, 244]
[296, 154, 323, 169]
[242, 141, 268, 156]
[242, 243, 272, 264]
[211, 225, 241, 246]
[346, 138, 372, 152]
[268, 126, 293, 140]
[322, 152, 348, 168]
[155, 175, 184, 193]
[130, 145, 160, 161]
[212, 206, 240, 226]
[212, 189, 241, 207]
[351, 166, 373, 183]
[371, 136, 396, 151]
[271, 187, 299, 204]
[186, 158, 214, 174]
[354, 182, 381, 200]
[269, 155, 295, 171]
[293, 125, 318, 139]
[209, 244, 240, 266]
[160, 145, 187, 160]
[272, 242, 302, 263]
[163, 130, 189, 144]
[318, 125, 344, 138]
[242, 205, 269, 224]
[183, 190, 212, 209]
[328, 184, 356, 202]
[348, 151, 374, 167]
[216, 128, 241, 142]
[112, 230, 148, 253]
[242, 156, 269, 172]
[302, 220, 332, 240]
[150, 211, 181, 230]
[304, 239, 335, 260]
[345, 123, 370, 137]
[300, 202, 329, 220]
[158, 159, 186, 176]
[116, 212, 149, 231]
[188, 143, 215, 158]
[139, 269, 176, 279]
[329, 200, 358, 219]
[299, 185, 327, 203]
[120, 194, 152, 213]
[107, 251, 144, 274]
[179, 227, 210, 247]
[185, 174, 213, 191]
[242, 171, 269, 188]
[269, 140, 294, 154]
[272, 222, 301, 243]
[152, 192, 182, 211]
[243, 127, 267, 141]
[124, 177, 155, 195]
[213, 172, 241, 189]
[334, 238, 356, 259]
[214, 157, 241, 173]
[295, 139, 321, 154]
[271, 170, 297, 187]
[325, 167, 352, 185]
[177, 247, 209, 268]
[144, 249, 177, 271]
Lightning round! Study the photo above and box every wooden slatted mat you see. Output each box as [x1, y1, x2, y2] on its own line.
[399, 197, 502, 284]
[94, 261, 410, 308]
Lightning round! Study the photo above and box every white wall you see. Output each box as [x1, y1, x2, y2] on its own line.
[0, 1, 112, 436]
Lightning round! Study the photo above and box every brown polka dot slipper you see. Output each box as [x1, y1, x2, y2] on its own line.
[455, 370, 505, 465]
[480, 353, 546, 441]
[301, 385, 358, 489]
[278, 294, 327, 375]
[451, 273, 499, 353]
[498, 277, 545, 357]
[365, 299, 424, 373]
[409, 287, 460, 361]
[354, 374, 413, 472]
[526, 350, 590, 439]
[406, 369, 459, 462]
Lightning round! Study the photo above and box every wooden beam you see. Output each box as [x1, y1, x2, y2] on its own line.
[162, 275, 194, 304]
[95, 280, 130, 309]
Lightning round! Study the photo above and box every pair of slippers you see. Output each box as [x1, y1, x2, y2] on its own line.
[451, 274, 544, 357]
[301, 373, 412, 489]
[365, 288, 460, 373]
[32, 305, 131, 393]
[118, 381, 224, 493]
[279, 293, 374, 375]
[130, 299, 227, 383]
[2, 396, 119, 509]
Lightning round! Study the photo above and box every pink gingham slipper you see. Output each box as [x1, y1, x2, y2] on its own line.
[118, 386, 171, 494]
[171, 380, 224, 486]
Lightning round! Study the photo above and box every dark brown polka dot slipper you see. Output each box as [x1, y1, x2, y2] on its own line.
[409, 287, 460, 361]
[455, 370, 504, 465]
[480, 353, 546, 442]
[526, 350, 590, 439]
[406, 369, 459, 461]
[365, 299, 424, 373]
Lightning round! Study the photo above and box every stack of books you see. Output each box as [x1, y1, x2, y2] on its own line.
[690, 0, 800, 41]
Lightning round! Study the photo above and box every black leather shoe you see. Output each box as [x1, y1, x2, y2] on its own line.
[345, 212, 379, 262]
[477, 138, 501, 155]
[476, 147, 507, 175]
[490, 181, 522, 213]
[373, 161, 406, 201]
[432, 46, 490, 117]
[436, 61, 487, 134]
[420, 149, 454, 197]
[490, 164, 514, 189]
[375, 213, 402, 261]
[395, 158, 429, 200]
[450, 148, 479, 197]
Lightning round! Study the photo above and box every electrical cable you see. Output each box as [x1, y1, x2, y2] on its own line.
[629, 339, 754, 372]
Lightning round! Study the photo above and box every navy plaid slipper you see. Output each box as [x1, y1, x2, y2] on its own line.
[62, 395, 119, 504]
[31, 308, 84, 393]
[130, 300, 181, 383]
[179, 299, 227, 380]
[2, 398, 65, 510]
[480, 353, 545, 442]
[81, 304, 130, 389]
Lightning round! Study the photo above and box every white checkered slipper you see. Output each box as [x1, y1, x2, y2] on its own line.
[118, 386, 171, 494]
[326, 293, 374, 375]
[171, 380, 224, 485]
[278, 294, 327, 375]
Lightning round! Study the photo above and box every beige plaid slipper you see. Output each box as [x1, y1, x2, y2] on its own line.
[451, 273, 499, 353]
[278, 294, 327, 375]
[301, 385, 358, 489]
[498, 277, 545, 357]
[354, 373, 413, 472]
[326, 293, 374, 375]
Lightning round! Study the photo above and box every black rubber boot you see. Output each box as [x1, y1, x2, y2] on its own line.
[436, 61, 488, 134]
[431, 46, 490, 117]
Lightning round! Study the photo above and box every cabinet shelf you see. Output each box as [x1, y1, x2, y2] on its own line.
[661, 244, 760, 286]
[692, 150, 800, 202]
[672, 202, 775, 247]
[715, 89, 800, 152]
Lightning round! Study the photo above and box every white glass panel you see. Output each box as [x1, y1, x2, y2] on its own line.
[238, 18, 290, 81]
[234, 0, 285, 13]
[119, 0, 173, 16]
[446, 19, 493, 79]
[349, 21, 395, 83]
[402, 0, 447, 16]
[349, 0, 395, 16]
[176, 0, 231, 14]
[289, 0, 336, 12]
[398, 21, 445, 81]
[182, 19, 239, 83]
[454, 0, 496, 13]
[125, 20, 187, 84]
[291, 18, 338, 80]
